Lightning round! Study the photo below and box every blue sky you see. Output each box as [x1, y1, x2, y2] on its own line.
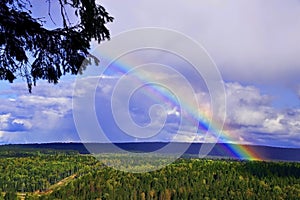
[0, 0, 300, 147]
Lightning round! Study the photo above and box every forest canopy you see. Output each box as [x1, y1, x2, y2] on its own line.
[0, 0, 113, 92]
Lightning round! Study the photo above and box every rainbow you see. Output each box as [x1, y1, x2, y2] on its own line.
[97, 56, 263, 161]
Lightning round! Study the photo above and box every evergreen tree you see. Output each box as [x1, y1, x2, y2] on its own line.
[4, 191, 17, 200]
[0, 0, 113, 92]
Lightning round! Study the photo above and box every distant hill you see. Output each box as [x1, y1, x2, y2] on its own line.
[2, 142, 300, 162]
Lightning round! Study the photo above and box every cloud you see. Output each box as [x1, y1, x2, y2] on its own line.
[297, 86, 300, 99]
[222, 82, 300, 146]
[0, 113, 32, 132]
[91, 70, 300, 147]
[0, 113, 12, 131]
[101, 0, 300, 85]
[0, 81, 79, 143]
[1, 0, 299, 148]
[0, 70, 299, 147]
[225, 82, 271, 127]
[167, 106, 180, 116]
[262, 115, 285, 133]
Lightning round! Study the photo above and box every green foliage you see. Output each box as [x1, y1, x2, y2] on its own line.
[0, 0, 113, 92]
[95, 153, 177, 173]
[3, 191, 17, 200]
[42, 156, 300, 200]
[0, 148, 97, 193]
[0, 150, 299, 199]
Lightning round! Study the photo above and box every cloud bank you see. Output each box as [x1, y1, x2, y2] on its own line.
[2, 72, 298, 147]
[101, 0, 300, 86]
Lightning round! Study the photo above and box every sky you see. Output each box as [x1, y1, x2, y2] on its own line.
[0, 0, 300, 148]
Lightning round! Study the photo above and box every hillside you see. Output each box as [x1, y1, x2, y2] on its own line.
[5, 142, 300, 162]
[0, 145, 299, 199]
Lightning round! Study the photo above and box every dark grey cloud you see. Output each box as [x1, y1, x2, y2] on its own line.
[101, 0, 300, 87]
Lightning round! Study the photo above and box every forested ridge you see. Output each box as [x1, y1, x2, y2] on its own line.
[0, 147, 299, 199]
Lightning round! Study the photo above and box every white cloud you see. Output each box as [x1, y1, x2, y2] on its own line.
[222, 82, 300, 146]
[89, 71, 299, 147]
[12, 119, 32, 130]
[167, 106, 180, 116]
[262, 114, 285, 133]
[0, 112, 32, 134]
[225, 82, 271, 127]
[0, 69, 299, 147]
[0, 81, 78, 143]
[0, 113, 10, 123]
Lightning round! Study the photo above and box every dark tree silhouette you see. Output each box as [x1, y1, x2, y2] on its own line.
[0, 0, 113, 92]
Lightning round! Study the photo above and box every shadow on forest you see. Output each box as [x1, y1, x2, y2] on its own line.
[238, 161, 300, 179]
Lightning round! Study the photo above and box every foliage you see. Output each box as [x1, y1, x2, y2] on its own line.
[4, 191, 17, 200]
[0, 0, 113, 92]
[41, 157, 300, 200]
[0, 148, 97, 193]
[0, 149, 299, 199]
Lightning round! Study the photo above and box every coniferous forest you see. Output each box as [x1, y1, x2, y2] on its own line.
[0, 146, 299, 199]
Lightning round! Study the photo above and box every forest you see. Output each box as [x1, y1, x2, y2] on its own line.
[0, 146, 299, 199]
